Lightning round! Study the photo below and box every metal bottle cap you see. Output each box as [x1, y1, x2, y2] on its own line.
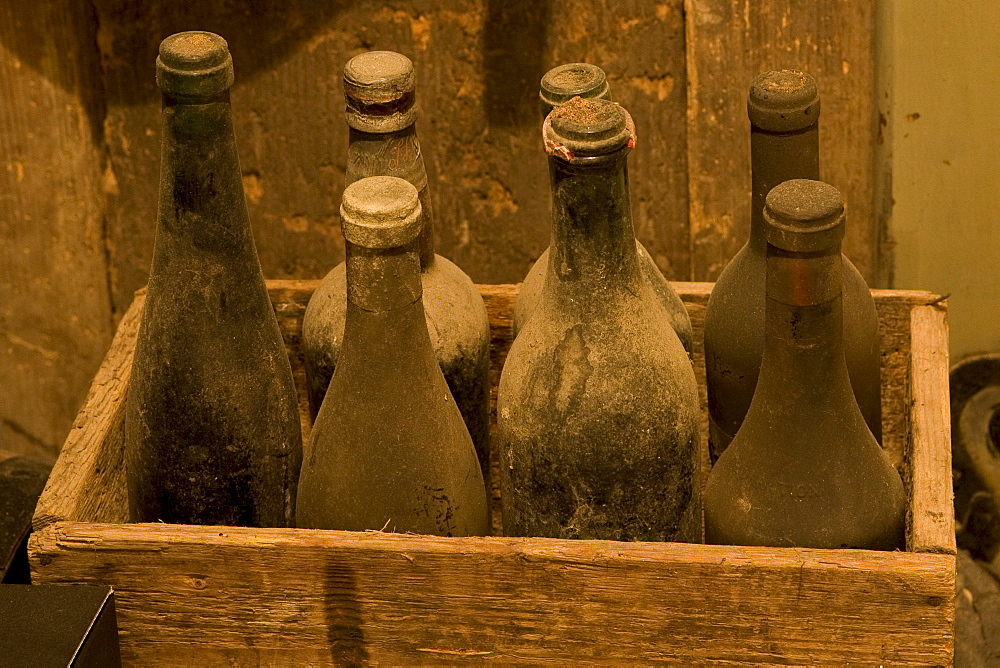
[764, 179, 845, 253]
[156, 31, 234, 100]
[344, 51, 417, 133]
[543, 97, 635, 162]
[340, 176, 422, 249]
[748, 69, 820, 133]
[540, 63, 610, 118]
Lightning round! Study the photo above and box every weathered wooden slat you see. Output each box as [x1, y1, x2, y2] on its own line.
[684, 0, 877, 282]
[543, 0, 691, 281]
[30, 294, 143, 531]
[908, 303, 956, 554]
[0, 1, 114, 462]
[31, 522, 954, 665]
[92, 1, 372, 316]
[92, 0, 693, 322]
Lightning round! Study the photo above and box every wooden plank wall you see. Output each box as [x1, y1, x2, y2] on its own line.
[0, 2, 113, 463]
[0, 0, 877, 460]
[685, 0, 876, 280]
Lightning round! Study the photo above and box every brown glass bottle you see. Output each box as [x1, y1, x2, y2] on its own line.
[498, 98, 701, 541]
[302, 51, 491, 481]
[297, 176, 488, 536]
[703, 180, 904, 550]
[512, 63, 694, 354]
[703, 70, 882, 462]
[124, 32, 302, 527]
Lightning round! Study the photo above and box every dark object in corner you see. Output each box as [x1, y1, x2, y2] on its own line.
[0, 453, 51, 583]
[951, 354, 1000, 575]
[0, 585, 121, 667]
[955, 550, 1000, 668]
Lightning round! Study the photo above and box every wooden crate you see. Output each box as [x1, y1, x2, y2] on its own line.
[29, 280, 955, 665]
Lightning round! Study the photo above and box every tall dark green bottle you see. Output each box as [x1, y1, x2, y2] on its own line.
[703, 180, 904, 550]
[297, 176, 488, 536]
[302, 51, 491, 483]
[704, 69, 882, 462]
[498, 97, 700, 541]
[124, 32, 302, 527]
[512, 63, 693, 354]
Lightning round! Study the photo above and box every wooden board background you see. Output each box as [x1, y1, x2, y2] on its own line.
[0, 0, 879, 460]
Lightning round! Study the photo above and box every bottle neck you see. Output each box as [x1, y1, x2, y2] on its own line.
[749, 125, 820, 253]
[157, 92, 252, 255]
[345, 242, 423, 313]
[755, 250, 851, 407]
[545, 149, 642, 293]
[347, 123, 435, 269]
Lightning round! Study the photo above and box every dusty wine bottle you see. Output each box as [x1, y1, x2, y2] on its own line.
[703, 179, 905, 550]
[512, 63, 694, 354]
[124, 32, 303, 527]
[703, 69, 882, 462]
[498, 97, 701, 541]
[301, 51, 491, 483]
[297, 176, 489, 536]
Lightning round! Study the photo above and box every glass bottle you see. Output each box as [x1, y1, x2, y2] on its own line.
[124, 32, 303, 527]
[302, 51, 491, 483]
[297, 176, 489, 536]
[512, 63, 694, 354]
[704, 69, 882, 462]
[703, 179, 905, 550]
[498, 97, 701, 541]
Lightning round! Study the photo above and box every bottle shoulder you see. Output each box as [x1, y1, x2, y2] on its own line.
[515, 241, 693, 349]
[302, 257, 489, 363]
[705, 247, 877, 346]
[500, 298, 698, 410]
[421, 255, 490, 331]
[143, 268, 279, 340]
[704, 410, 905, 548]
[703, 246, 765, 371]
[513, 250, 548, 334]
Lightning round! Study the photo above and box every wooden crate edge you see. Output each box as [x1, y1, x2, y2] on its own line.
[31, 293, 145, 531]
[28, 520, 955, 665]
[907, 302, 957, 555]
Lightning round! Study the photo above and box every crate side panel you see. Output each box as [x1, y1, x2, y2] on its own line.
[31, 295, 143, 529]
[908, 304, 955, 554]
[878, 293, 918, 468]
[30, 523, 953, 665]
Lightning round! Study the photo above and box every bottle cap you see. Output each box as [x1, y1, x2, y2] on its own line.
[157, 31, 234, 100]
[540, 63, 610, 118]
[543, 97, 635, 162]
[747, 69, 820, 133]
[340, 176, 422, 249]
[344, 51, 417, 133]
[764, 179, 845, 253]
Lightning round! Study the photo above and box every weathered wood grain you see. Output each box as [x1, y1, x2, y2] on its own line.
[0, 1, 114, 462]
[91, 0, 693, 319]
[0, 2, 887, 470]
[30, 294, 142, 531]
[908, 302, 956, 554]
[684, 0, 877, 281]
[93, 1, 364, 316]
[31, 522, 954, 665]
